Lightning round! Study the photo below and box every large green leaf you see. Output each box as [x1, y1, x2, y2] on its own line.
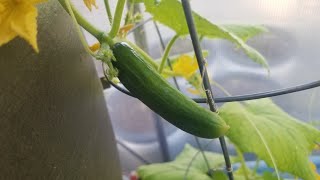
[138, 144, 238, 180]
[222, 24, 268, 42]
[232, 166, 281, 180]
[143, 0, 269, 70]
[219, 99, 320, 180]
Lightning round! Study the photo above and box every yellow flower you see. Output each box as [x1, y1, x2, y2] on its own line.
[0, 0, 45, 52]
[83, 0, 97, 11]
[89, 42, 100, 52]
[118, 23, 134, 37]
[172, 54, 199, 78]
[315, 142, 320, 150]
[187, 88, 201, 95]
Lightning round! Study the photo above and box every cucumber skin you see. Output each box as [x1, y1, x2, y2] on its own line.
[111, 42, 229, 139]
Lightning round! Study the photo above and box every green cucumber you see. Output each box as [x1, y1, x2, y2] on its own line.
[111, 42, 229, 139]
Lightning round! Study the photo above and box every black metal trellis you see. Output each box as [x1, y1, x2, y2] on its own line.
[181, 0, 233, 178]
[104, 66, 320, 103]
[116, 139, 151, 165]
[101, 1, 320, 179]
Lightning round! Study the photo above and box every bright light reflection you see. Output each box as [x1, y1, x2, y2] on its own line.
[259, 0, 298, 18]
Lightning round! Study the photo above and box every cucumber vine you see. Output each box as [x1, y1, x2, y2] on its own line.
[56, 1, 320, 180]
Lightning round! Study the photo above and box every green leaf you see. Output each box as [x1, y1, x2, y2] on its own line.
[261, 172, 282, 180]
[174, 144, 232, 170]
[129, 0, 144, 3]
[219, 99, 320, 180]
[222, 24, 268, 42]
[138, 163, 212, 180]
[211, 170, 228, 180]
[155, 50, 209, 63]
[138, 144, 238, 180]
[143, 0, 269, 71]
[232, 167, 281, 180]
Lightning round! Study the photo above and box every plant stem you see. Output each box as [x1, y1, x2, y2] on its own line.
[124, 39, 159, 69]
[104, 0, 113, 24]
[252, 158, 260, 176]
[124, 39, 181, 76]
[158, 34, 179, 73]
[109, 0, 126, 38]
[308, 89, 318, 122]
[129, 3, 149, 53]
[58, 0, 101, 38]
[63, 0, 93, 56]
[211, 80, 232, 97]
[195, 137, 212, 175]
[235, 146, 250, 180]
[58, 0, 114, 46]
[127, 0, 135, 24]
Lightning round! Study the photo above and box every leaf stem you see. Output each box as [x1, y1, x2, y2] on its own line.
[124, 39, 158, 68]
[252, 158, 260, 175]
[109, 0, 126, 38]
[158, 34, 179, 73]
[104, 0, 113, 24]
[235, 146, 250, 180]
[195, 137, 212, 175]
[211, 80, 232, 97]
[308, 89, 318, 122]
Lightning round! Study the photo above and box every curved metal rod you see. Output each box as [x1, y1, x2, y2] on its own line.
[106, 13, 320, 104]
[105, 77, 320, 103]
[198, 80, 320, 103]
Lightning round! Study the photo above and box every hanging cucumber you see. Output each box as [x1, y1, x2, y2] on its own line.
[111, 42, 229, 139]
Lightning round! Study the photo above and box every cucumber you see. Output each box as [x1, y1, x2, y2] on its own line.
[111, 42, 229, 139]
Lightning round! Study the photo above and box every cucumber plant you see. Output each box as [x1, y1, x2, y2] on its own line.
[22, 0, 320, 179]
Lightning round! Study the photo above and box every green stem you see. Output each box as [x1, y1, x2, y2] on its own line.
[126, 0, 135, 25]
[235, 146, 250, 180]
[211, 80, 232, 97]
[124, 39, 159, 69]
[63, 0, 94, 56]
[58, 0, 101, 38]
[123, 39, 181, 76]
[104, 0, 113, 24]
[252, 158, 260, 176]
[58, 0, 114, 46]
[308, 89, 318, 122]
[109, 0, 126, 38]
[158, 34, 179, 73]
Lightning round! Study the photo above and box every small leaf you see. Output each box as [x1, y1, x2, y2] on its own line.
[143, 0, 269, 70]
[219, 99, 320, 180]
